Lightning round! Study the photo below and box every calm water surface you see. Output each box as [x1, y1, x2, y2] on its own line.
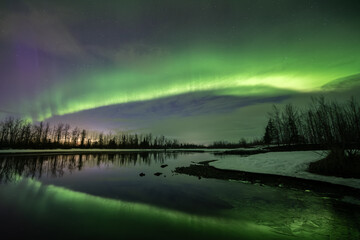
[0, 152, 359, 239]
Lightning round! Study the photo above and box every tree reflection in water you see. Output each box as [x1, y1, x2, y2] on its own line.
[0, 152, 179, 183]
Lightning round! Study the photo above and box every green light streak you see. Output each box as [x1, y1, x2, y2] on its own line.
[2, 177, 291, 239]
[17, 31, 360, 121]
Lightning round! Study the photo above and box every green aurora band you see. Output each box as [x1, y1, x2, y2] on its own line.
[4, 0, 358, 121]
[22, 40, 360, 121]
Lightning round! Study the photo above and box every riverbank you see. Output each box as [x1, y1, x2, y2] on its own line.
[174, 150, 360, 200]
[175, 163, 360, 199]
[308, 150, 360, 178]
[210, 151, 360, 189]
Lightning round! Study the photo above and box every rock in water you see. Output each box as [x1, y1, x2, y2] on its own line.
[154, 172, 162, 176]
[139, 173, 145, 177]
[160, 164, 168, 168]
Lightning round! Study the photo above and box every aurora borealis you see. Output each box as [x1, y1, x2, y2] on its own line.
[1, 0, 360, 143]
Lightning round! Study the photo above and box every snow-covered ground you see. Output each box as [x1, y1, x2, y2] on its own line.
[210, 151, 360, 189]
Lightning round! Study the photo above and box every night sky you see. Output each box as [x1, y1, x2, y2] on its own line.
[1, 0, 360, 143]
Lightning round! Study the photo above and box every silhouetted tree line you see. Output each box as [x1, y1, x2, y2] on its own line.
[0, 118, 198, 149]
[263, 96, 360, 156]
[208, 138, 263, 148]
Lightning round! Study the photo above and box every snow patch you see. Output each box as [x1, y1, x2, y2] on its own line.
[210, 151, 360, 189]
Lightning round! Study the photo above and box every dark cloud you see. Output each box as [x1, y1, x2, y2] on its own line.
[322, 73, 360, 90]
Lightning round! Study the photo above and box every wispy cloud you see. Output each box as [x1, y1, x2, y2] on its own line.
[1, 10, 84, 58]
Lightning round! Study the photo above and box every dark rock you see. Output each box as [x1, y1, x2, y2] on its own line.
[154, 172, 162, 176]
[197, 160, 218, 166]
[139, 173, 145, 177]
[160, 164, 168, 168]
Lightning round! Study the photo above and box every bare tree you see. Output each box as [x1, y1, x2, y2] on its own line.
[42, 122, 50, 144]
[55, 123, 64, 144]
[35, 122, 44, 144]
[63, 124, 71, 144]
[72, 127, 80, 146]
[80, 129, 87, 147]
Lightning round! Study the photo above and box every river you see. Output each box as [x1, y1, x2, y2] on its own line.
[0, 152, 359, 239]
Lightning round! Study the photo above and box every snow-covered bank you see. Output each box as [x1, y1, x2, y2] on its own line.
[210, 151, 360, 189]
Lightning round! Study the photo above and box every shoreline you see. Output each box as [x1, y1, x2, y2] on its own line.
[0, 148, 213, 156]
[174, 163, 360, 199]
